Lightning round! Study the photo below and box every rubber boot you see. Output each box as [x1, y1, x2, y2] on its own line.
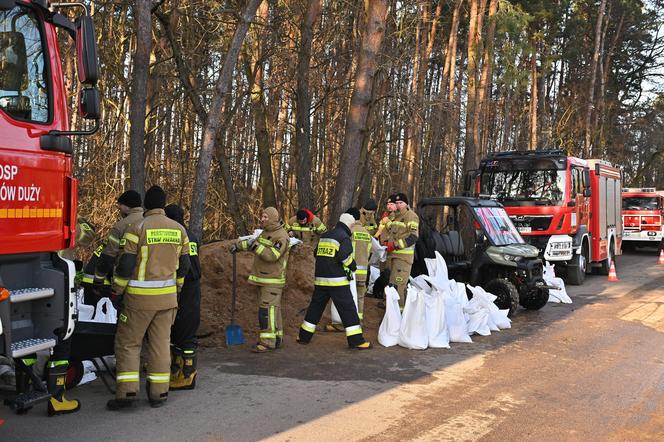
[47, 362, 81, 416]
[170, 347, 183, 383]
[170, 350, 196, 391]
[16, 357, 37, 394]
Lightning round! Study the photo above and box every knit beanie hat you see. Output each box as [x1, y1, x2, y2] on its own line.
[296, 209, 308, 221]
[387, 194, 397, 204]
[339, 213, 355, 229]
[395, 193, 409, 205]
[165, 204, 185, 225]
[346, 207, 361, 221]
[363, 198, 378, 211]
[117, 190, 142, 208]
[144, 185, 166, 210]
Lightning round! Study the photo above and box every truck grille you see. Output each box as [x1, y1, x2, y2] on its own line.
[510, 216, 553, 232]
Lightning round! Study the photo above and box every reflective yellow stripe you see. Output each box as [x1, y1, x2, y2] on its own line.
[269, 247, 281, 260]
[82, 275, 94, 284]
[342, 255, 354, 266]
[393, 246, 415, 255]
[353, 231, 372, 242]
[126, 286, 177, 295]
[240, 240, 249, 250]
[147, 373, 170, 383]
[397, 239, 406, 249]
[124, 233, 139, 244]
[113, 276, 129, 287]
[387, 221, 406, 228]
[146, 229, 181, 245]
[189, 242, 198, 256]
[249, 275, 286, 285]
[290, 225, 314, 232]
[260, 332, 277, 339]
[314, 277, 350, 287]
[301, 321, 316, 333]
[355, 269, 368, 276]
[345, 325, 363, 337]
[270, 305, 276, 333]
[255, 244, 266, 255]
[317, 240, 339, 257]
[138, 246, 148, 281]
[315, 223, 327, 232]
[176, 277, 185, 286]
[257, 237, 274, 246]
[49, 360, 68, 368]
[108, 234, 120, 245]
[117, 372, 139, 382]
[407, 221, 419, 230]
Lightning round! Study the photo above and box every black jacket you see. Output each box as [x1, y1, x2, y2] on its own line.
[185, 229, 201, 283]
[314, 222, 356, 287]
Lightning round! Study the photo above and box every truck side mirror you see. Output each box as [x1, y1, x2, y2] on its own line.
[582, 169, 591, 188]
[75, 16, 98, 85]
[583, 188, 592, 197]
[0, 31, 28, 91]
[79, 87, 100, 120]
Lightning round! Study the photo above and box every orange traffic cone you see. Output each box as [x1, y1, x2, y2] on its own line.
[658, 249, 664, 265]
[608, 261, 619, 281]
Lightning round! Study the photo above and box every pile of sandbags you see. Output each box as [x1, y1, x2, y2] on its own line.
[543, 262, 572, 303]
[378, 252, 511, 350]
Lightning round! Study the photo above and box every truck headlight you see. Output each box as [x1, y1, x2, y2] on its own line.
[503, 254, 521, 262]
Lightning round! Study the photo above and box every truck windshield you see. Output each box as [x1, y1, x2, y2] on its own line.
[473, 207, 524, 246]
[479, 168, 566, 205]
[622, 197, 660, 211]
[0, 6, 49, 123]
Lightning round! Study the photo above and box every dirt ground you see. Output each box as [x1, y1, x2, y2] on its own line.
[199, 241, 384, 348]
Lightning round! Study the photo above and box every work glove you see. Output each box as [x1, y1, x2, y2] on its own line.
[383, 241, 396, 253]
[344, 267, 353, 281]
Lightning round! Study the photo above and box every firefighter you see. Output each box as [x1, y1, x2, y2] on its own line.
[165, 204, 202, 390]
[298, 213, 372, 350]
[232, 207, 290, 353]
[93, 190, 144, 289]
[383, 193, 419, 308]
[107, 186, 190, 410]
[359, 199, 379, 236]
[286, 208, 326, 250]
[326, 208, 372, 331]
[375, 195, 398, 240]
[44, 217, 97, 416]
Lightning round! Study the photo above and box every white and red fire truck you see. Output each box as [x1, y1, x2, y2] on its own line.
[470, 150, 622, 285]
[621, 188, 664, 250]
[0, 0, 98, 410]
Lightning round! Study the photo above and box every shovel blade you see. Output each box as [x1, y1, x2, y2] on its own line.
[225, 324, 245, 346]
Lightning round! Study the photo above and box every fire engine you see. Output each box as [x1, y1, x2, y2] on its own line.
[0, 0, 98, 409]
[469, 150, 622, 285]
[621, 187, 664, 250]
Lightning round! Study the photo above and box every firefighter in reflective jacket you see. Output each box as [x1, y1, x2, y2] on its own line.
[107, 186, 190, 410]
[298, 213, 372, 349]
[359, 199, 379, 236]
[286, 208, 326, 250]
[234, 207, 290, 353]
[326, 208, 372, 332]
[165, 204, 202, 390]
[93, 190, 144, 289]
[383, 193, 419, 307]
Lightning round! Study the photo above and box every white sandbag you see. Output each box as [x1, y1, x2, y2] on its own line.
[467, 285, 511, 331]
[544, 262, 572, 303]
[93, 297, 117, 324]
[239, 229, 262, 245]
[78, 303, 94, 322]
[398, 286, 428, 349]
[444, 281, 472, 343]
[366, 266, 381, 295]
[409, 275, 432, 293]
[423, 252, 450, 292]
[331, 275, 358, 323]
[378, 286, 402, 347]
[289, 237, 302, 248]
[424, 289, 450, 348]
[369, 237, 387, 265]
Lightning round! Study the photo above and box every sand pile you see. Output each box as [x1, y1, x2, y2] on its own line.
[199, 240, 383, 347]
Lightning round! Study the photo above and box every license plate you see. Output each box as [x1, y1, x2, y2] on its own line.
[518, 227, 531, 233]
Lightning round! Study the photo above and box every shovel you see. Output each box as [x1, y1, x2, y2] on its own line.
[225, 250, 245, 346]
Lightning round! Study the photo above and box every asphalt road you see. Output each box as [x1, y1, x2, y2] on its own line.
[1, 249, 663, 441]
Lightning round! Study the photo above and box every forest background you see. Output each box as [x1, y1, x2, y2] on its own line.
[66, 0, 664, 241]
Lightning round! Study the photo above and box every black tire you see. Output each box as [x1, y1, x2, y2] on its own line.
[596, 241, 615, 276]
[519, 287, 549, 310]
[565, 245, 588, 286]
[485, 278, 519, 317]
[621, 242, 634, 253]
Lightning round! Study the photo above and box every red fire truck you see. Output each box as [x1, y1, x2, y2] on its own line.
[470, 150, 622, 285]
[0, 0, 98, 409]
[621, 188, 664, 250]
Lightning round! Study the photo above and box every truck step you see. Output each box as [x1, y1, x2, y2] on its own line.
[10, 287, 55, 303]
[11, 338, 57, 358]
[4, 390, 52, 412]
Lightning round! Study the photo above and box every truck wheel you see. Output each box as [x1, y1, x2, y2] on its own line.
[622, 242, 634, 253]
[520, 287, 549, 310]
[596, 242, 615, 276]
[565, 247, 588, 286]
[486, 279, 519, 317]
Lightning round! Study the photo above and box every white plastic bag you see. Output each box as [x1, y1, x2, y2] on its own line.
[544, 262, 572, 303]
[424, 289, 450, 348]
[397, 286, 428, 350]
[366, 266, 381, 295]
[93, 298, 117, 324]
[369, 237, 387, 265]
[331, 275, 358, 323]
[378, 286, 402, 347]
[445, 281, 473, 343]
[78, 303, 94, 322]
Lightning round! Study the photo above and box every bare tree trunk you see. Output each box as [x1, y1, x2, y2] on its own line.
[330, 0, 388, 224]
[189, 0, 262, 239]
[128, 0, 151, 195]
[462, 0, 480, 176]
[295, 0, 323, 210]
[528, 44, 538, 150]
[476, 0, 498, 156]
[584, 0, 607, 158]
